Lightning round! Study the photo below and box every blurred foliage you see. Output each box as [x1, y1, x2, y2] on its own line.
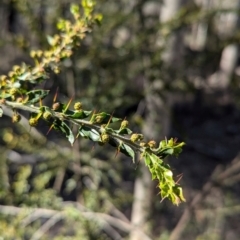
[0, 0, 240, 239]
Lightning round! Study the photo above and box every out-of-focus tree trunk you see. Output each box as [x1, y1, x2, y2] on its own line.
[169, 1, 240, 240]
[189, 0, 210, 50]
[207, 0, 240, 90]
[160, 0, 186, 67]
[130, 1, 185, 239]
[129, 153, 153, 240]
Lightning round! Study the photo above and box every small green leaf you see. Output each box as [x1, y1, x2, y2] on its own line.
[78, 125, 101, 142]
[117, 128, 132, 135]
[12, 82, 21, 88]
[164, 170, 173, 178]
[25, 90, 49, 104]
[107, 139, 135, 160]
[104, 127, 114, 134]
[53, 120, 75, 145]
[173, 186, 186, 203]
[67, 110, 92, 119]
[173, 147, 183, 156]
[167, 138, 174, 147]
[0, 93, 11, 99]
[18, 72, 31, 81]
[157, 147, 174, 158]
[111, 116, 122, 122]
[144, 152, 151, 166]
[121, 143, 135, 161]
[177, 142, 186, 147]
[159, 139, 167, 149]
[149, 152, 163, 164]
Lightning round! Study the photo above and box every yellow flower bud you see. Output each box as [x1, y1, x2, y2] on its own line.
[29, 118, 38, 127]
[120, 120, 128, 129]
[74, 102, 82, 110]
[30, 50, 37, 58]
[12, 113, 21, 123]
[95, 115, 103, 123]
[140, 142, 147, 147]
[148, 140, 156, 148]
[9, 88, 18, 96]
[43, 111, 52, 121]
[130, 133, 139, 143]
[101, 133, 109, 143]
[130, 133, 144, 142]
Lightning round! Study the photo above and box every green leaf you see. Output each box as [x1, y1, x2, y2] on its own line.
[107, 139, 135, 160]
[173, 147, 183, 156]
[104, 127, 114, 134]
[78, 125, 101, 142]
[156, 141, 185, 158]
[120, 143, 135, 161]
[144, 152, 151, 166]
[12, 82, 21, 88]
[18, 72, 31, 81]
[25, 90, 49, 104]
[167, 138, 174, 147]
[117, 128, 132, 135]
[173, 186, 186, 203]
[0, 93, 11, 99]
[158, 147, 174, 157]
[67, 110, 92, 119]
[110, 117, 121, 123]
[149, 152, 163, 164]
[159, 139, 167, 149]
[53, 120, 75, 145]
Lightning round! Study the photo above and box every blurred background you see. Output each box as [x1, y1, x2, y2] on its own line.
[1, 0, 240, 239]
